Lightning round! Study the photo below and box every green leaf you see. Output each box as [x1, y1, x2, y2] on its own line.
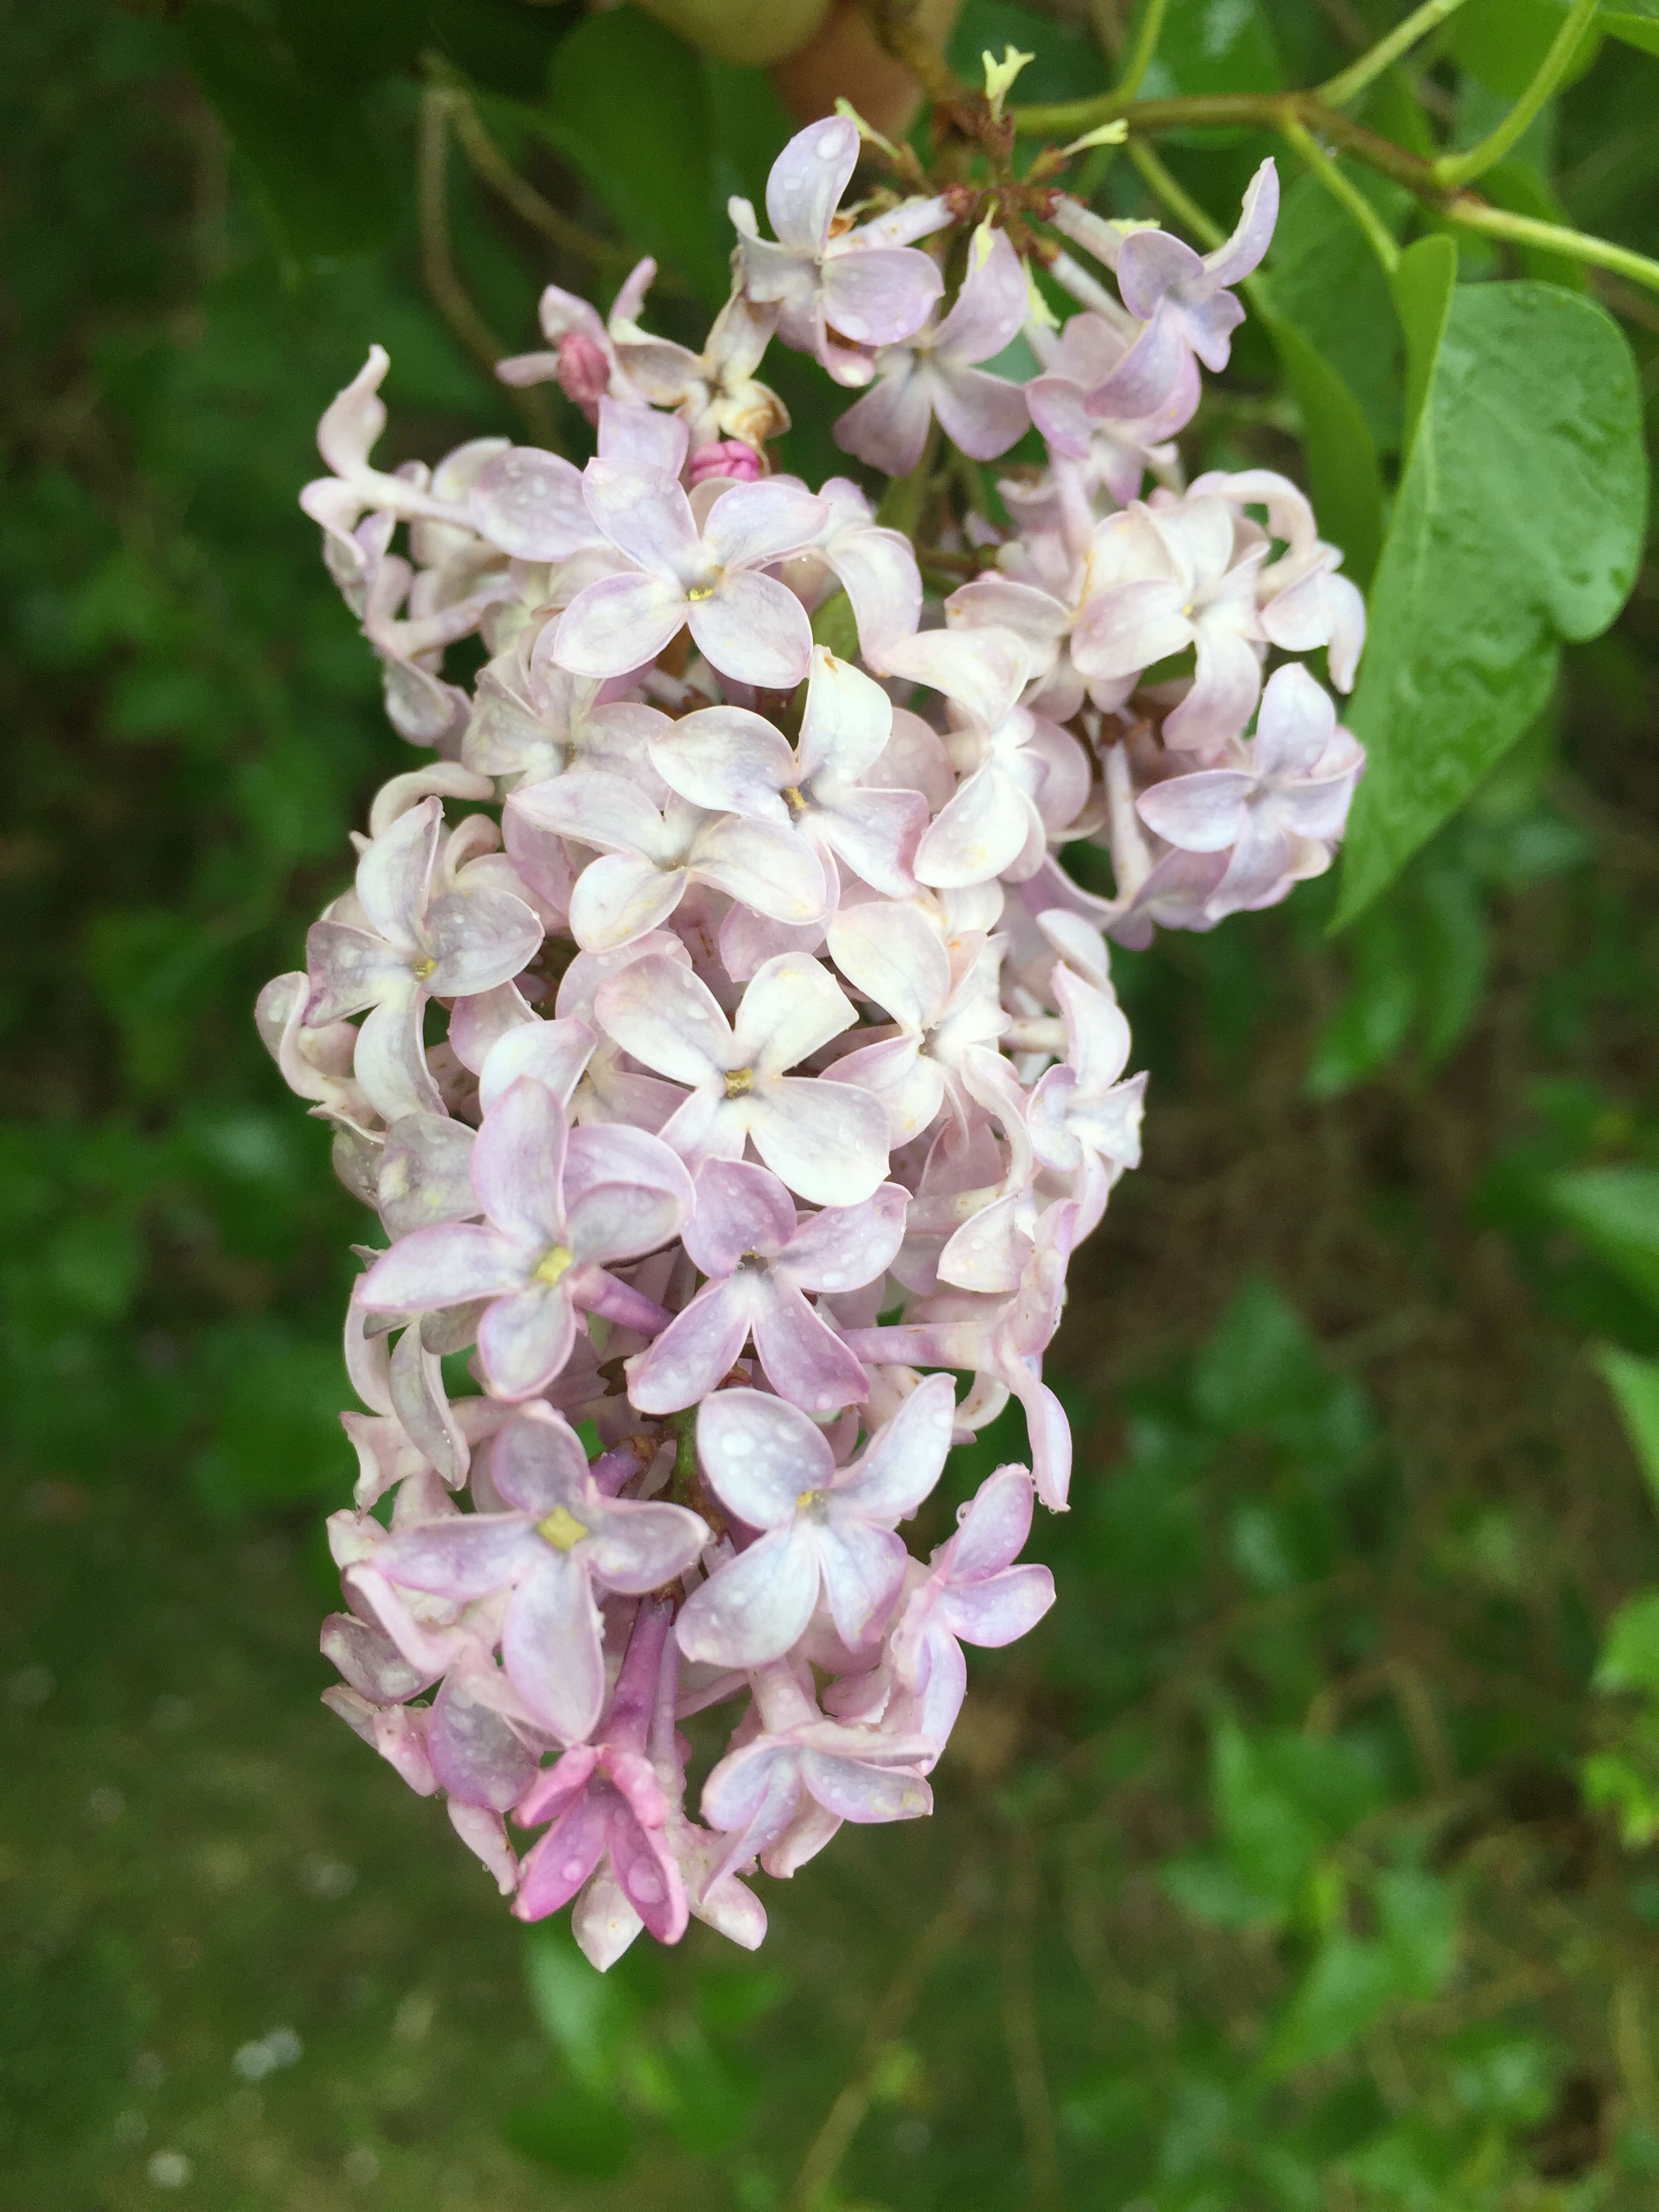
[180, 3, 395, 264]
[1391, 235, 1457, 465]
[809, 591, 861, 661]
[1597, 1347, 1659, 1501]
[1595, 1592, 1659, 1696]
[1335, 282, 1647, 925]
[1546, 1167, 1659, 1309]
[540, 4, 752, 303]
[1375, 1869, 1458, 2000]
[1192, 1276, 1328, 1431]
[1600, 1, 1659, 57]
[524, 1925, 641, 2090]
[1264, 315, 1384, 590]
[1268, 168, 1406, 458]
[1446, 0, 1604, 95]
[1211, 1722, 1324, 1913]
[1135, 0, 1286, 99]
[1267, 1936, 1398, 2073]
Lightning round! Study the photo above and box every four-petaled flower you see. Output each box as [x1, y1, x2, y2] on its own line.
[359, 1077, 693, 1398]
[628, 1159, 906, 1415]
[375, 1407, 707, 1744]
[676, 1376, 954, 1667]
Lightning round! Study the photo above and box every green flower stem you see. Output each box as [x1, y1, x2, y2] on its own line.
[1114, 0, 1171, 102]
[1432, 0, 1600, 188]
[1444, 200, 1659, 297]
[1318, 0, 1475, 111]
[1281, 116, 1400, 277]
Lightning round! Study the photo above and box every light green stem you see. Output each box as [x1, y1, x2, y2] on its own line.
[1433, 0, 1599, 187]
[1115, 0, 1170, 102]
[1319, 0, 1475, 111]
[1281, 116, 1400, 275]
[1444, 199, 1659, 296]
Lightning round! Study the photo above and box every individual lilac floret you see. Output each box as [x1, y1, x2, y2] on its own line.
[512, 1599, 690, 1945]
[508, 772, 828, 950]
[699, 1659, 934, 1878]
[1117, 158, 1278, 373]
[1135, 662, 1365, 915]
[629, 1160, 906, 1415]
[554, 466, 826, 691]
[648, 647, 926, 899]
[1028, 962, 1146, 1237]
[676, 1375, 954, 1667]
[593, 950, 891, 1208]
[358, 1078, 692, 1399]
[884, 1465, 1055, 1752]
[730, 115, 948, 384]
[826, 899, 1008, 1144]
[305, 797, 542, 1122]
[835, 223, 1030, 477]
[375, 1410, 706, 1746]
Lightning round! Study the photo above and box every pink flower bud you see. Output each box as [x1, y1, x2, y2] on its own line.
[555, 330, 612, 422]
[687, 439, 763, 485]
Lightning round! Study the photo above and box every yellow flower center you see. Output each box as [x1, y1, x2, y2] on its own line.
[410, 955, 437, 980]
[796, 1489, 823, 1513]
[724, 1066, 754, 1099]
[780, 785, 807, 815]
[686, 582, 718, 602]
[536, 1505, 588, 1552]
[534, 1244, 575, 1287]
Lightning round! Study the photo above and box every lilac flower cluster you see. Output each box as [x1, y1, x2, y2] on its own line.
[260, 113, 1365, 1967]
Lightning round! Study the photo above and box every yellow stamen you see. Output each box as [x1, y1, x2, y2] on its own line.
[796, 1489, 822, 1513]
[724, 1066, 754, 1099]
[536, 1505, 588, 1551]
[686, 583, 717, 602]
[410, 955, 437, 980]
[780, 785, 806, 815]
[534, 1244, 575, 1287]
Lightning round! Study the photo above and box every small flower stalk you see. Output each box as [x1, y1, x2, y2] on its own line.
[267, 102, 1365, 1967]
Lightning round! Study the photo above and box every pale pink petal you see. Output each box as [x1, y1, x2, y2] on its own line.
[689, 571, 814, 690]
[838, 1371, 954, 1520]
[799, 1749, 931, 1823]
[692, 817, 828, 924]
[765, 116, 857, 251]
[827, 901, 949, 1033]
[936, 226, 1027, 363]
[777, 1182, 907, 1294]
[1071, 578, 1191, 681]
[514, 1793, 609, 1918]
[490, 1404, 590, 1516]
[880, 624, 1028, 728]
[747, 1078, 891, 1207]
[477, 1280, 575, 1400]
[468, 447, 594, 561]
[914, 760, 1034, 889]
[685, 1158, 797, 1272]
[797, 647, 892, 782]
[816, 1516, 908, 1647]
[1116, 230, 1204, 322]
[422, 887, 543, 996]
[949, 1465, 1036, 1580]
[651, 706, 795, 820]
[582, 463, 702, 581]
[734, 950, 856, 1077]
[555, 571, 686, 679]
[509, 769, 669, 858]
[1135, 768, 1253, 852]
[752, 1281, 869, 1413]
[1165, 626, 1263, 751]
[504, 1548, 605, 1741]
[569, 854, 686, 950]
[930, 362, 1029, 462]
[938, 1561, 1055, 1646]
[376, 1514, 536, 1598]
[606, 1807, 687, 1945]
[593, 953, 733, 1087]
[674, 1524, 821, 1666]
[702, 480, 827, 571]
[584, 1497, 709, 1592]
[354, 997, 444, 1122]
[360, 1223, 521, 1312]
[357, 798, 438, 948]
[627, 1277, 759, 1413]
[698, 1387, 833, 1526]
[471, 1077, 569, 1250]
[428, 1674, 539, 1810]
[834, 359, 932, 476]
[478, 1016, 596, 1115]
[821, 248, 944, 347]
[1253, 661, 1336, 778]
[818, 520, 922, 662]
[304, 922, 404, 1022]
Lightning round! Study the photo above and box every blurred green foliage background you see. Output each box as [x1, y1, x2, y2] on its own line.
[3, 1, 1659, 2206]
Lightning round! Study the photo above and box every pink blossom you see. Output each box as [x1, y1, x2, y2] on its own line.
[358, 1077, 692, 1398]
[375, 1408, 706, 1746]
[593, 950, 891, 1207]
[835, 224, 1030, 477]
[730, 116, 947, 383]
[628, 1160, 906, 1415]
[676, 1376, 953, 1667]
[304, 798, 542, 1122]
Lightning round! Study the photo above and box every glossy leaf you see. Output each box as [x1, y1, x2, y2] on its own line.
[1267, 170, 1405, 456]
[1547, 1167, 1659, 1309]
[1265, 312, 1383, 589]
[1598, 1347, 1659, 1502]
[1335, 281, 1646, 925]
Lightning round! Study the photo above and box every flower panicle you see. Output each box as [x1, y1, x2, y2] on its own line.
[273, 116, 1364, 1967]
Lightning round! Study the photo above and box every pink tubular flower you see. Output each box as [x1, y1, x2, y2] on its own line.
[593, 950, 891, 1208]
[358, 1078, 693, 1399]
[730, 116, 947, 383]
[676, 1376, 954, 1667]
[553, 466, 826, 690]
[834, 223, 1030, 477]
[513, 1598, 690, 1938]
[304, 798, 542, 1122]
[628, 1160, 906, 1415]
[648, 647, 926, 898]
[375, 1410, 706, 1745]
[1135, 662, 1365, 915]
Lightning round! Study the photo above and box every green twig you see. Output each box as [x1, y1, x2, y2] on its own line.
[1114, 0, 1170, 102]
[1281, 115, 1400, 276]
[1319, 0, 1475, 111]
[1446, 200, 1659, 296]
[1433, 0, 1598, 188]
